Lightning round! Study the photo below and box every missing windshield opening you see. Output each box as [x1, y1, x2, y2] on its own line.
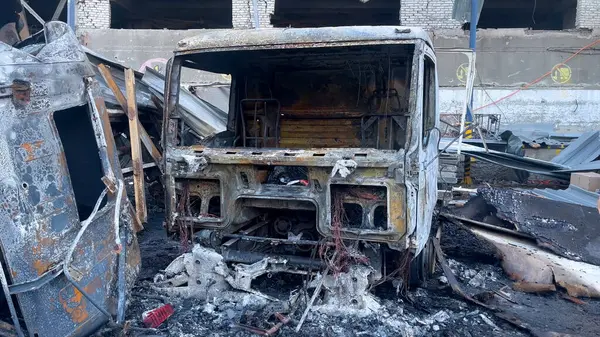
[53, 105, 105, 220]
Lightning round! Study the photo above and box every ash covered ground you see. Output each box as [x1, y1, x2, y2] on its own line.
[111, 210, 600, 337]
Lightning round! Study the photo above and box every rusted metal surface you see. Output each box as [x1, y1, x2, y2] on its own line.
[0, 21, 140, 336]
[164, 26, 439, 286]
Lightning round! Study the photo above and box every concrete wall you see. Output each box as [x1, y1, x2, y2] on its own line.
[232, 0, 275, 29]
[76, 0, 110, 30]
[82, 27, 600, 131]
[435, 29, 600, 131]
[441, 88, 600, 132]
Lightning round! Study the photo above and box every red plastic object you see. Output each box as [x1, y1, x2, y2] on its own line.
[142, 304, 174, 328]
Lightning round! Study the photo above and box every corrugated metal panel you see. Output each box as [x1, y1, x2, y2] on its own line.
[529, 185, 599, 209]
[142, 68, 227, 137]
[452, 0, 485, 24]
[551, 131, 600, 167]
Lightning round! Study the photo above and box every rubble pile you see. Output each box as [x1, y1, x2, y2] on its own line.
[112, 212, 600, 337]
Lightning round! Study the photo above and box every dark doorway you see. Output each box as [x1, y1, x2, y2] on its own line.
[111, 0, 232, 29]
[477, 0, 577, 30]
[271, 0, 400, 28]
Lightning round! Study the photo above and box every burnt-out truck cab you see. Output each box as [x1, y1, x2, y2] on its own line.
[164, 26, 439, 286]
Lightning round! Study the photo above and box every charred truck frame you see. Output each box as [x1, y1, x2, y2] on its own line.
[0, 22, 140, 336]
[164, 27, 439, 286]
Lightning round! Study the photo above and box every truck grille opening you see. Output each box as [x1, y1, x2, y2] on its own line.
[178, 179, 222, 219]
[330, 185, 388, 230]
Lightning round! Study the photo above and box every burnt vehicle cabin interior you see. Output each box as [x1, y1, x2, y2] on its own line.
[170, 39, 435, 285]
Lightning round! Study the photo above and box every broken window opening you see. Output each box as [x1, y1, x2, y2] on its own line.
[475, 0, 577, 30]
[271, 0, 400, 28]
[110, 0, 233, 29]
[53, 105, 106, 221]
[183, 44, 414, 150]
[422, 55, 436, 146]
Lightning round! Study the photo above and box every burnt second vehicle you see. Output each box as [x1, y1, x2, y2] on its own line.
[164, 26, 439, 286]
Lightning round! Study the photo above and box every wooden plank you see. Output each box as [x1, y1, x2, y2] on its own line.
[125, 68, 147, 224]
[99, 64, 162, 170]
[98, 64, 132, 119]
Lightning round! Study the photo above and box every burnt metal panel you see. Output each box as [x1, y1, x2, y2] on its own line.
[175, 26, 433, 54]
[0, 21, 139, 337]
[478, 188, 600, 266]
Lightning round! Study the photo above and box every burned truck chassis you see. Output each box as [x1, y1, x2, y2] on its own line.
[164, 27, 439, 287]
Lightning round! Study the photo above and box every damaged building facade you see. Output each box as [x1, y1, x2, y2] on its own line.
[69, 0, 600, 132]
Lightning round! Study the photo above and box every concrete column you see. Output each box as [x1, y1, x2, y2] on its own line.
[576, 0, 600, 29]
[232, 0, 274, 29]
[76, 0, 110, 30]
[400, 0, 461, 29]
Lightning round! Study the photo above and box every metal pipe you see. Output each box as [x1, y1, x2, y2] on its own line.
[466, 0, 478, 123]
[67, 0, 75, 31]
[52, 0, 68, 21]
[252, 0, 260, 28]
[20, 0, 45, 25]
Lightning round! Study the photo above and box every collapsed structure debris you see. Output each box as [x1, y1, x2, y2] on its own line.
[442, 186, 600, 299]
[0, 22, 140, 336]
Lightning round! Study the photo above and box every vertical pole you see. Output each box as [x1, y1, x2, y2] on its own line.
[467, 0, 477, 123]
[463, 0, 478, 185]
[67, 0, 75, 31]
[252, 0, 260, 28]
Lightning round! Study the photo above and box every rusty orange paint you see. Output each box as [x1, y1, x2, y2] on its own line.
[32, 231, 57, 255]
[33, 259, 52, 276]
[59, 287, 89, 324]
[20, 140, 43, 162]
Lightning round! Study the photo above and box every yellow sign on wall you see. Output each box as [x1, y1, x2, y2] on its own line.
[456, 63, 469, 84]
[551, 63, 572, 84]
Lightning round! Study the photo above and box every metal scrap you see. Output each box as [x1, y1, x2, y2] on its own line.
[0, 21, 140, 336]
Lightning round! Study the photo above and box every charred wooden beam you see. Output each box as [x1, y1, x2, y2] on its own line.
[125, 68, 147, 224]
